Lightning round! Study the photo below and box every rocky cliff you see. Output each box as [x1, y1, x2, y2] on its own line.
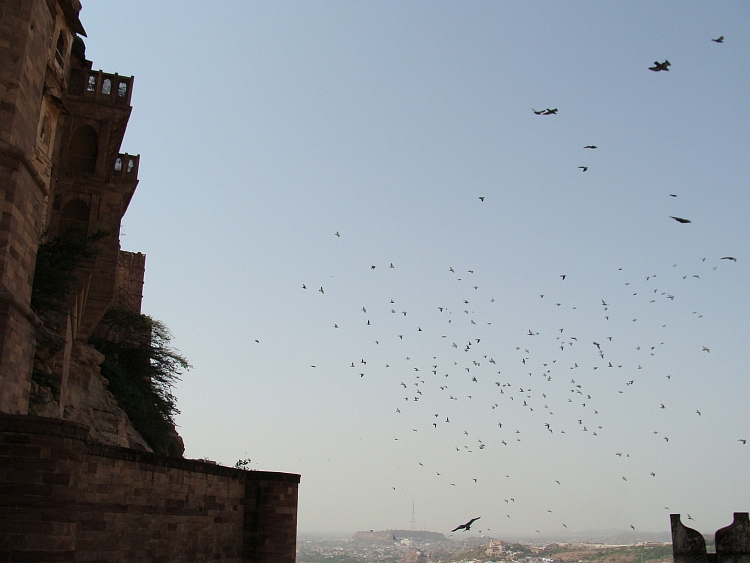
[29, 338, 155, 452]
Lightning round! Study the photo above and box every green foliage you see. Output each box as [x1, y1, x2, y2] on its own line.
[30, 230, 106, 317]
[89, 307, 190, 456]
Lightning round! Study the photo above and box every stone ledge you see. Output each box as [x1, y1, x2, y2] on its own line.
[85, 442, 301, 483]
[0, 413, 90, 441]
[0, 414, 300, 484]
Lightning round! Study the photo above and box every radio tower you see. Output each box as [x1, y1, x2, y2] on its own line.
[410, 498, 416, 531]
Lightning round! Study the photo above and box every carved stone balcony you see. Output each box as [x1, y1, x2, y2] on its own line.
[68, 68, 134, 107]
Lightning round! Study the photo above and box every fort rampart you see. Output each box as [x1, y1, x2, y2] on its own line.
[0, 414, 299, 562]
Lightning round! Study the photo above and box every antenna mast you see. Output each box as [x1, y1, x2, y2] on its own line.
[410, 498, 416, 531]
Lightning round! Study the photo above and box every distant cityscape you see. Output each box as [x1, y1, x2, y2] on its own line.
[296, 529, 675, 563]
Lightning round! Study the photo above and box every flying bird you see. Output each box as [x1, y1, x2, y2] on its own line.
[649, 60, 671, 71]
[334, 231, 340, 237]
[670, 216, 691, 223]
[721, 256, 737, 262]
[584, 145, 597, 149]
[543, 108, 558, 115]
[712, 36, 724, 43]
[452, 517, 481, 532]
[532, 108, 545, 115]
[578, 166, 588, 172]
[478, 196, 485, 202]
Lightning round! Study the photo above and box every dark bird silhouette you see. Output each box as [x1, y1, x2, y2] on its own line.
[478, 196, 485, 202]
[532, 108, 546, 115]
[712, 36, 724, 43]
[543, 108, 558, 115]
[670, 216, 691, 223]
[579, 166, 588, 172]
[721, 256, 737, 262]
[649, 60, 671, 71]
[584, 145, 597, 149]
[335, 231, 340, 237]
[452, 517, 481, 532]
[670, 194, 678, 197]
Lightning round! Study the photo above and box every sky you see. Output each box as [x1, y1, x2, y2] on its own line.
[78, 1, 748, 538]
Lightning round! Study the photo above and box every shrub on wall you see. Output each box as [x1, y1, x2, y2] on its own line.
[89, 307, 190, 456]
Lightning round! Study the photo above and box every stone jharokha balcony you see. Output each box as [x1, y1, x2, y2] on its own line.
[68, 68, 134, 107]
[113, 152, 139, 181]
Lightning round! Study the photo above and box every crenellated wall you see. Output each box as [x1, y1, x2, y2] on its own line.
[0, 414, 300, 562]
[672, 513, 750, 563]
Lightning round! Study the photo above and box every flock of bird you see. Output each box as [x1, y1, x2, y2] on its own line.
[293, 36, 743, 536]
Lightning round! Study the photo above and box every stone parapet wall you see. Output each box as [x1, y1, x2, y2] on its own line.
[0, 414, 300, 562]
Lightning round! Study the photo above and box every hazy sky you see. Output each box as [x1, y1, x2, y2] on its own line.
[79, 1, 748, 537]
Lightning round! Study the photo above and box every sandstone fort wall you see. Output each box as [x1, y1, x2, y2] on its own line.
[0, 414, 299, 562]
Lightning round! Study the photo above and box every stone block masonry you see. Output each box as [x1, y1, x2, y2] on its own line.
[0, 414, 300, 562]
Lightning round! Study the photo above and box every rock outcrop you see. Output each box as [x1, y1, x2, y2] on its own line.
[29, 341, 152, 451]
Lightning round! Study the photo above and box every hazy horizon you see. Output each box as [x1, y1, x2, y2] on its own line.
[79, 1, 748, 538]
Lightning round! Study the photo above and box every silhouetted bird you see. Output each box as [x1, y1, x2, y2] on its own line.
[579, 166, 588, 172]
[584, 145, 597, 149]
[721, 256, 737, 261]
[649, 60, 671, 71]
[670, 216, 691, 223]
[712, 36, 724, 43]
[452, 517, 481, 532]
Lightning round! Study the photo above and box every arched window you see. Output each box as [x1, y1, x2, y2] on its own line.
[59, 199, 90, 238]
[114, 157, 122, 171]
[55, 31, 67, 67]
[67, 125, 98, 174]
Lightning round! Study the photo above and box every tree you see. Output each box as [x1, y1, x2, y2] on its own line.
[89, 307, 190, 456]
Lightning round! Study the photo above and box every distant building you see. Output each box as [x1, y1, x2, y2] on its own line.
[487, 539, 507, 555]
